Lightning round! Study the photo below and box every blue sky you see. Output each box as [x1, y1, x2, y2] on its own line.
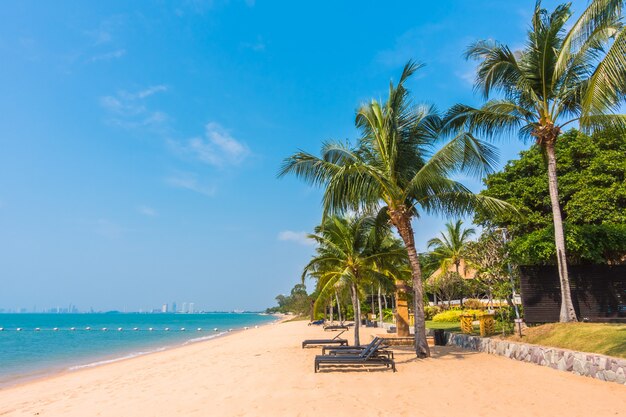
[0, 0, 582, 312]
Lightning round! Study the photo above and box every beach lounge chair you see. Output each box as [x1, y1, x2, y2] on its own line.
[323, 323, 349, 331]
[321, 337, 394, 359]
[302, 329, 349, 348]
[314, 338, 396, 372]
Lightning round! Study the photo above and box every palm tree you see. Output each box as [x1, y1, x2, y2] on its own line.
[445, 0, 626, 322]
[280, 62, 510, 357]
[302, 215, 406, 346]
[427, 220, 475, 276]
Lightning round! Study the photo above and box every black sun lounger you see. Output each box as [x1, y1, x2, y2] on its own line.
[302, 329, 349, 348]
[321, 337, 394, 359]
[314, 338, 396, 372]
[323, 324, 350, 331]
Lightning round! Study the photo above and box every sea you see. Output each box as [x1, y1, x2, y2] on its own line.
[0, 313, 276, 386]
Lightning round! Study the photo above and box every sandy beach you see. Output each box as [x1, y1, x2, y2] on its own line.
[0, 320, 624, 417]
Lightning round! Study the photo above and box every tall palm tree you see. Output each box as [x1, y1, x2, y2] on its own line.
[427, 219, 475, 276]
[445, 0, 626, 322]
[280, 62, 510, 357]
[302, 215, 406, 346]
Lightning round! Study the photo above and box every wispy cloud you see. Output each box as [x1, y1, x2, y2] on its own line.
[241, 36, 265, 52]
[165, 172, 216, 196]
[170, 122, 250, 167]
[278, 230, 315, 246]
[95, 219, 125, 239]
[100, 85, 169, 130]
[89, 49, 126, 63]
[456, 67, 476, 86]
[375, 23, 449, 68]
[137, 205, 158, 217]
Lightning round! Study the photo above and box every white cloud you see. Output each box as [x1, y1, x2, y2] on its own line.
[456, 68, 476, 86]
[278, 230, 315, 246]
[173, 122, 250, 167]
[137, 205, 158, 217]
[165, 172, 216, 197]
[90, 49, 126, 62]
[100, 85, 169, 130]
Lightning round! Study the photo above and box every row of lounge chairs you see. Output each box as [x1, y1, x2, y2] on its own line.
[302, 328, 396, 372]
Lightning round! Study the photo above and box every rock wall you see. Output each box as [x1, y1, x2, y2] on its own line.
[446, 332, 626, 385]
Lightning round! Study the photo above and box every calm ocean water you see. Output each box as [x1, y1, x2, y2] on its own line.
[0, 313, 276, 385]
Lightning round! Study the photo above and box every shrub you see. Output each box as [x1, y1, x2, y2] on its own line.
[432, 309, 485, 322]
[424, 305, 442, 320]
[463, 298, 484, 310]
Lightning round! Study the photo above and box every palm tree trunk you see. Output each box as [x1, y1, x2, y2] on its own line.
[329, 301, 334, 323]
[378, 285, 384, 328]
[335, 291, 342, 323]
[390, 211, 430, 358]
[545, 142, 578, 322]
[350, 283, 360, 346]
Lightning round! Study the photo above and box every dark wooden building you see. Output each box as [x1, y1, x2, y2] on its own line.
[520, 265, 626, 323]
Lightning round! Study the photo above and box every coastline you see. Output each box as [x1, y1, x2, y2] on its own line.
[1, 320, 624, 417]
[0, 314, 285, 390]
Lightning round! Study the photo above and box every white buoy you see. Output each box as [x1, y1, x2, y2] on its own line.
[133, 327, 139, 331]
[17, 328, 22, 331]
[197, 328, 202, 331]
[102, 328, 108, 331]
[180, 327, 186, 331]
[70, 327, 76, 331]
[86, 327, 91, 330]
[0, 328, 4, 331]
[164, 327, 170, 331]
[35, 328, 41, 331]
[148, 327, 154, 331]
[213, 328, 218, 332]
[53, 327, 59, 331]
[118, 327, 123, 331]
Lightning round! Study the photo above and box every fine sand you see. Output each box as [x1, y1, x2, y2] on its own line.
[0, 320, 625, 417]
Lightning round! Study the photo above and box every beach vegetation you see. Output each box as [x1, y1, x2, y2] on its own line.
[505, 323, 626, 358]
[302, 214, 408, 345]
[446, 0, 626, 322]
[475, 128, 626, 265]
[281, 62, 510, 357]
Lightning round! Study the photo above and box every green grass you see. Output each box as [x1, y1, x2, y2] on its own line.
[505, 323, 626, 359]
[425, 321, 461, 331]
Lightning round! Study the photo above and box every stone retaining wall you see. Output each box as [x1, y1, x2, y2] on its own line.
[445, 332, 626, 385]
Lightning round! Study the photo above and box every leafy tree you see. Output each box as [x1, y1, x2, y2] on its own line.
[266, 283, 313, 316]
[465, 229, 520, 311]
[475, 128, 626, 265]
[427, 220, 475, 275]
[280, 62, 509, 357]
[446, 0, 626, 322]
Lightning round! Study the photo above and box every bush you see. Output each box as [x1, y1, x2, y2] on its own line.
[432, 309, 485, 322]
[463, 298, 484, 310]
[424, 305, 442, 320]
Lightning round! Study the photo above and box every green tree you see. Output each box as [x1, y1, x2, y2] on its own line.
[446, 0, 626, 322]
[302, 215, 407, 346]
[427, 220, 475, 275]
[280, 62, 509, 357]
[475, 128, 626, 265]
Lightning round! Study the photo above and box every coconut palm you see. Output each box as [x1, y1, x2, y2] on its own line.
[427, 220, 475, 275]
[445, 0, 626, 322]
[280, 62, 510, 357]
[302, 215, 407, 346]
